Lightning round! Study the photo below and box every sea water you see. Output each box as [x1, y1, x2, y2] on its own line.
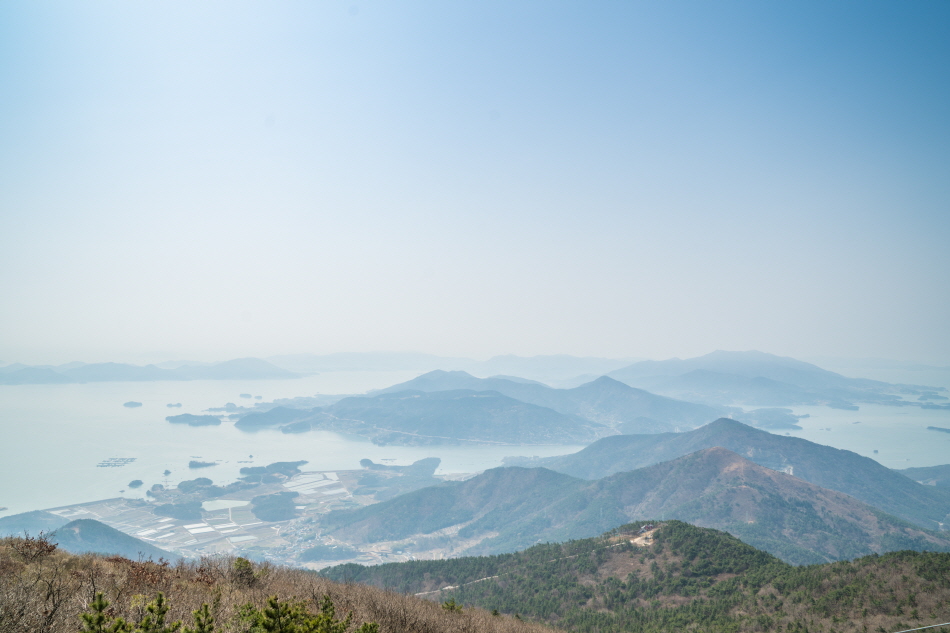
[782, 364, 950, 469]
[1, 370, 948, 517]
[0, 371, 585, 515]
[782, 404, 950, 469]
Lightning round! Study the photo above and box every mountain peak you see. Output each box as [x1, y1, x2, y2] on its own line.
[702, 417, 757, 431]
[581, 375, 631, 388]
[417, 369, 476, 379]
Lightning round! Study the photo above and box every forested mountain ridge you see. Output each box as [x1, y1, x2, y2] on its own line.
[321, 466, 589, 549]
[901, 463, 950, 487]
[509, 418, 950, 529]
[592, 447, 950, 564]
[323, 520, 950, 633]
[320, 448, 950, 564]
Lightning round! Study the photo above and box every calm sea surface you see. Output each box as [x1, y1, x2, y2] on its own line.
[1, 369, 948, 516]
[778, 365, 950, 470]
[0, 371, 585, 515]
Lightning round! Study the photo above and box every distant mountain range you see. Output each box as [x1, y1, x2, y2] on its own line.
[5, 351, 943, 413]
[0, 357, 297, 384]
[229, 373, 733, 444]
[606, 350, 945, 408]
[225, 365, 880, 444]
[224, 352, 944, 446]
[506, 418, 950, 530]
[321, 447, 950, 564]
[374, 371, 725, 432]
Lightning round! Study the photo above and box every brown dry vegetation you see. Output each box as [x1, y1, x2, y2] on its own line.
[0, 535, 557, 633]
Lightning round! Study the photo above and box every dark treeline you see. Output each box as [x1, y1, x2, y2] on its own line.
[323, 521, 950, 633]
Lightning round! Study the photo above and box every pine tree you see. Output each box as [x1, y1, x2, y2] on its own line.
[79, 592, 130, 633]
[442, 597, 463, 613]
[260, 595, 300, 633]
[136, 592, 182, 633]
[183, 603, 214, 633]
[240, 595, 378, 633]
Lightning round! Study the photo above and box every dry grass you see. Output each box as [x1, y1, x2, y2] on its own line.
[0, 536, 558, 633]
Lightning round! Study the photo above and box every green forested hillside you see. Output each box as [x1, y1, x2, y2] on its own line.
[323, 521, 950, 633]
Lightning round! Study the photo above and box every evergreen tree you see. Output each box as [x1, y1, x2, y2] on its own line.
[79, 592, 130, 633]
[136, 592, 181, 633]
[182, 603, 214, 633]
[442, 598, 463, 613]
[240, 595, 378, 633]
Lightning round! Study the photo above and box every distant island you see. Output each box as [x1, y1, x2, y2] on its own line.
[0, 357, 299, 385]
[605, 350, 944, 409]
[166, 414, 221, 426]
[123, 401, 142, 408]
[927, 426, 950, 434]
[188, 460, 216, 468]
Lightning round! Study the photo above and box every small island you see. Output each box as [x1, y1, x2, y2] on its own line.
[165, 413, 221, 426]
[927, 426, 950, 434]
[127, 480, 143, 488]
[188, 460, 216, 469]
[166, 403, 182, 408]
[123, 401, 143, 408]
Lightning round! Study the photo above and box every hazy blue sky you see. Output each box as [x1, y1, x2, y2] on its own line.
[1, 1, 948, 365]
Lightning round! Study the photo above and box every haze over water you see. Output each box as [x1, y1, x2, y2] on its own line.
[2, 363, 948, 517]
[1, 2, 949, 548]
[0, 372, 586, 516]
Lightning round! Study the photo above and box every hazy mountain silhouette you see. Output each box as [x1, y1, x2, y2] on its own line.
[375, 371, 723, 432]
[322, 448, 950, 564]
[0, 510, 69, 536]
[901, 463, 950, 487]
[507, 418, 950, 529]
[607, 350, 937, 407]
[53, 519, 176, 560]
[263, 352, 636, 383]
[0, 357, 297, 384]
[291, 389, 607, 444]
